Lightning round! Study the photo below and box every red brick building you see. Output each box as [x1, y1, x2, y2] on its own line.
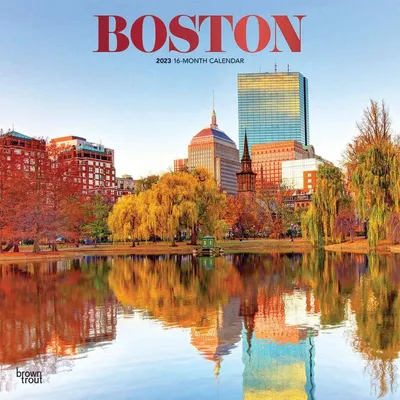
[51, 136, 132, 203]
[52, 136, 116, 190]
[251, 141, 320, 191]
[0, 130, 47, 175]
[0, 131, 130, 204]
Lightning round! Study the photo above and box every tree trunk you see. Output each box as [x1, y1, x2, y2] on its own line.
[3, 241, 14, 252]
[171, 238, 177, 247]
[94, 237, 97, 248]
[13, 244, 19, 252]
[190, 226, 198, 245]
[131, 240, 136, 247]
[33, 240, 41, 253]
[51, 242, 58, 252]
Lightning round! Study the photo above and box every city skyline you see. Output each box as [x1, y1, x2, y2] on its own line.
[1, 0, 399, 178]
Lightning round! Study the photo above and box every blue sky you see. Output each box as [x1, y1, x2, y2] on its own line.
[0, 0, 399, 178]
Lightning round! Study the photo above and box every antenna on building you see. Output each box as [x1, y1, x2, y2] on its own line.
[12, 122, 14, 131]
[274, 63, 277, 73]
[287, 64, 290, 72]
[212, 90, 215, 111]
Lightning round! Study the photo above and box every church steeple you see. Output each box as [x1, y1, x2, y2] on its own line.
[236, 129, 256, 198]
[240, 131, 252, 172]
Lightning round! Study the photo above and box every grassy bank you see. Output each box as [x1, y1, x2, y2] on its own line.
[0, 238, 312, 262]
[324, 237, 400, 254]
[1, 237, 399, 263]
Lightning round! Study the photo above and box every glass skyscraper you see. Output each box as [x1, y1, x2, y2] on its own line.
[238, 72, 310, 157]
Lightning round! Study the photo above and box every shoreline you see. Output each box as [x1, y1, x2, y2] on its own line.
[0, 239, 312, 262]
[0, 238, 399, 263]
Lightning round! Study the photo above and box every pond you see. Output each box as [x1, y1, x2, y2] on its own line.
[0, 252, 400, 399]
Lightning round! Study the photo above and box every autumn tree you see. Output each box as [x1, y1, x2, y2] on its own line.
[258, 185, 299, 238]
[345, 100, 400, 247]
[0, 155, 29, 252]
[224, 196, 260, 238]
[108, 194, 145, 246]
[189, 168, 227, 244]
[334, 208, 358, 242]
[387, 213, 400, 245]
[151, 172, 198, 246]
[303, 164, 346, 246]
[41, 142, 83, 250]
[344, 99, 393, 177]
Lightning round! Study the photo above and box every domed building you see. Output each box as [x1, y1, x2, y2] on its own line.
[188, 109, 240, 195]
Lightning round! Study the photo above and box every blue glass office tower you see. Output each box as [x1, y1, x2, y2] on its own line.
[238, 72, 310, 158]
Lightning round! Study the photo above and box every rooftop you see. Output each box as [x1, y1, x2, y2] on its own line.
[52, 135, 86, 142]
[191, 128, 235, 145]
[76, 144, 106, 154]
[1, 130, 32, 141]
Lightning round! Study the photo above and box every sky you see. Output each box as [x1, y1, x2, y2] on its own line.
[0, 0, 399, 178]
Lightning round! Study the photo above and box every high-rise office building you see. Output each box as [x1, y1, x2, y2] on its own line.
[188, 109, 240, 196]
[238, 71, 309, 158]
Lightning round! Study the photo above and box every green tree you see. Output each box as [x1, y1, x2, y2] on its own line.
[84, 194, 111, 246]
[345, 100, 399, 247]
[303, 164, 346, 245]
[134, 174, 159, 193]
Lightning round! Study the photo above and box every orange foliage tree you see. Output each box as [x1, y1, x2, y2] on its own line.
[224, 196, 265, 238]
[0, 138, 93, 252]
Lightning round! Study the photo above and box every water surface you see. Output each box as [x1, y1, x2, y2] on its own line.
[1, 252, 400, 399]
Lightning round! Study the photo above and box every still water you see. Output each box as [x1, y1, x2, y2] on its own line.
[0, 252, 400, 399]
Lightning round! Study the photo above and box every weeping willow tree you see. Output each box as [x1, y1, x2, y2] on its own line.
[189, 168, 227, 244]
[301, 203, 324, 246]
[345, 99, 400, 247]
[352, 143, 397, 247]
[149, 172, 198, 246]
[108, 193, 143, 246]
[302, 164, 346, 246]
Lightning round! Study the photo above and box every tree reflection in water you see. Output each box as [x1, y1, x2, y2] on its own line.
[0, 258, 117, 391]
[108, 252, 400, 398]
[1, 252, 400, 397]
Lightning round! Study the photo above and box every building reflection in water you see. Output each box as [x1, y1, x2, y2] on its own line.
[235, 254, 317, 400]
[1, 251, 400, 398]
[0, 258, 117, 391]
[190, 297, 242, 375]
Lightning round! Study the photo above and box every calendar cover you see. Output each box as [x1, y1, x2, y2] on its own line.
[0, 1, 399, 399]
